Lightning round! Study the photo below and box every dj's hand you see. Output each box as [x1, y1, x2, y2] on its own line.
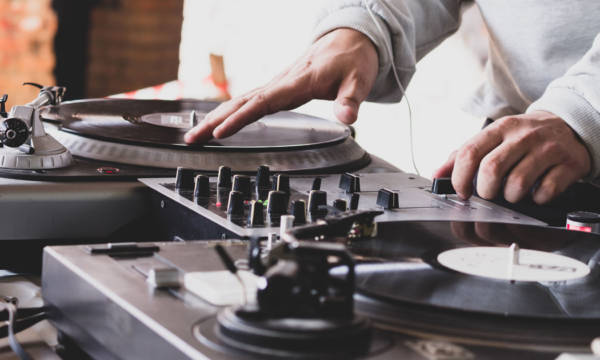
[184, 28, 379, 143]
[433, 111, 591, 204]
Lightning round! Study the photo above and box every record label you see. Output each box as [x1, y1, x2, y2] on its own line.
[437, 245, 590, 282]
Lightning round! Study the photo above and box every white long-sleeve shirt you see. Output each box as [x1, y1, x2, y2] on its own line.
[313, 0, 600, 178]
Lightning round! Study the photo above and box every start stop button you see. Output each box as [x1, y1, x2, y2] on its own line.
[566, 211, 600, 234]
[97, 167, 120, 175]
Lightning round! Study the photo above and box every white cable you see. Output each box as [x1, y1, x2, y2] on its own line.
[363, 0, 420, 176]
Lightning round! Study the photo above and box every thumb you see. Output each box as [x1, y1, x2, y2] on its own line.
[433, 151, 457, 179]
[333, 75, 369, 125]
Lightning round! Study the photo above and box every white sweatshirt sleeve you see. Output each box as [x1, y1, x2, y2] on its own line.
[528, 33, 600, 179]
[312, 0, 466, 102]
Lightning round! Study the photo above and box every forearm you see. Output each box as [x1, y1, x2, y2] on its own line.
[528, 33, 600, 179]
[312, 0, 467, 102]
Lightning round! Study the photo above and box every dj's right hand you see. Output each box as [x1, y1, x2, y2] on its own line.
[184, 28, 379, 143]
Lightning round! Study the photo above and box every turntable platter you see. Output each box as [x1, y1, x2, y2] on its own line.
[41, 99, 369, 172]
[349, 221, 600, 319]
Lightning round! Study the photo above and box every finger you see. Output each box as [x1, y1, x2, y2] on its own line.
[533, 164, 582, 204]
[333, 72, 372, 125]
[213, 79, 312, 139]
[475, 140, 528, 199]
[503, 147, 563, 203]
[432, 151, 456, 179]
[451, 128, 503, 199]
[184, 94, 254, 143]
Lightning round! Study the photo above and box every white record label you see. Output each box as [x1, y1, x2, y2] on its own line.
[437, 246, 590, 282]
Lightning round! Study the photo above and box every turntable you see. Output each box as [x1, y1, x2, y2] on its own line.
[0, 88, 389, 247]
[41, 211, 600, 359]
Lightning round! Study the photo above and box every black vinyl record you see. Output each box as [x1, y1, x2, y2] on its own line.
[41, 99, 350, 150]
[348, 221, 600, 320]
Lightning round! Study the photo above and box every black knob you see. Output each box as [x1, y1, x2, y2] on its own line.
[0, 118, 30, 148]
[248, 200, 264, 227]
[175, 167, 195, 190]
[290, 200, 306, 225]
[233, 175, 252, 198]
[376, 189, 399, 209]
[272, 174, 290, 194]
[267, 190, 288, 223]
[431, 177, 456, 195]
[350, 193, 360, 210]
[311, 177, 322, 191]
[256, 165, 271, 189]
[333, 199, 347, 212]
[308, 190, 327, 213]
[0, 94, 7, 118]
[194, 174, 210, 197]
[227, 190, 245, 216]
[339, 173, 361, 193]
[217, 166, 232, 189]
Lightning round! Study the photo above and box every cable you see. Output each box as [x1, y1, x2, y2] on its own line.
[363, 0, 420, 175]
[0, 300, 33, 360]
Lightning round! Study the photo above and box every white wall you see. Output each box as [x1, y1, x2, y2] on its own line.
[179, 0, 485, 177]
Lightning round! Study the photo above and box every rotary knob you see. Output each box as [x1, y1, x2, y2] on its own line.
[232, 175, 252, 198]
[248, 200, 264, 227]
[267, 190, 288, 224]
[311, 177, 322, 191]
[290, 200, 306, 225]
[256, 165, 271, 189]
[308, 190, 327, 214]
[0, 118, 30, 148]
[349, 193, 360, 210]
[272, 174, 290, 194]
[194, 174, 210, 198]
[175, 167, 195, 190]
[256, 165, 271, 201]
[227, 190, 245, 216]
[217, 166, 232, 189]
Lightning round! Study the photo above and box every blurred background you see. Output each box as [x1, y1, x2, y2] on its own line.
[2, 0, 488, 177]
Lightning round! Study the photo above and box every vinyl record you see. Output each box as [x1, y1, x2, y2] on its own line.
[42, 99, 349, 150]
[40, 99, 370, 172]
[347, 221, 600, 320]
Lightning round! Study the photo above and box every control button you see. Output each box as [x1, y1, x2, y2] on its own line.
[566, 211, 600, 234]
[175, 167, 195, 190]
[227, 190, 244, 216]
[339, 173, 361, 193]
[377, 189, 399, 209]
[194, 175, 210, 198]
[308, 190, 327, 213]
[232, 175, 252, 198]
[311, 177, 322, 191]
[217, 166, 232, 189]
[350, 193, 360, 210]
[267, 190, 288, 223]
[97, 167, 120, 175]
[256, 165, 271, 189]
[248, 200, 264, 227]
[333, 199, 347, 212]
[273, 174, 290, 194]
[431, 177, 456, 195]
[290, 200, 306, 225]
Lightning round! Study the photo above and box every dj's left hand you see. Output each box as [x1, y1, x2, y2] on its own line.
[433, 111, 591, 205]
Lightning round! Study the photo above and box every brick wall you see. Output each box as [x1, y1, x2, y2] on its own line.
[86, 0, 183, 97]
[0, 0, 56, 109]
